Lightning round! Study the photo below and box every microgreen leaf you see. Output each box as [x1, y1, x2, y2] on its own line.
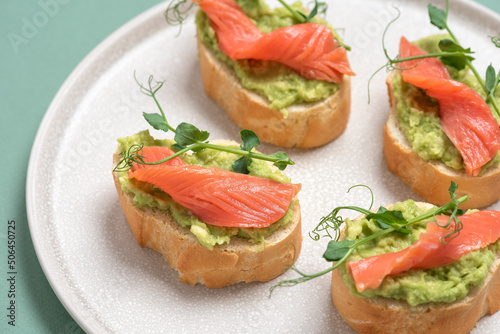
[367, 206, 405, 225]
[323, 240, 354, 262]
[174, 122, 210, 146]
[438, 39, 473, 54]
[271, 151, 292, 170]
[172, 143, 185, 151]
[232, 130, 261, 174]
[445, 181, 464, 215]
[143, 112, 170, 133]
[307, 1, 328, 21]
[232, 157, 250, 174]
[366, 207, 411, 234]
[484, 64, 500, 94]
[440, 54, 474, 71]
[240, 129, 260, 151]
[486, 64, 497, 94]
[308, 2, 318, 20]
[428, 4, 447, 29]
[448, 181, 459, 201]
[437, 39, 475, 70]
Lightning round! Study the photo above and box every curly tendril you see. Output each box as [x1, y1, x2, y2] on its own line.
[113, 144, 145, 172]
[164, 0, 194, 35]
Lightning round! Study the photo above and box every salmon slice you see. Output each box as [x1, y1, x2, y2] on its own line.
[234, 23, 353, 83]
[128, 150, 301, 228]
[130, 146, 185, 171]
[399, 37, 500, 176]
[195, 0, 354, 83]
[347, 210, 500, 292]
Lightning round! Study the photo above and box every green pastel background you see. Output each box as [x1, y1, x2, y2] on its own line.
[1, 0, 499, 333]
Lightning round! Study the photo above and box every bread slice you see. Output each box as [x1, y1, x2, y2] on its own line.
[112, 147, 302, 288]
[331, 202, 500, 334]
[197, 37, 351, 148]
[384, 71, 500, 209]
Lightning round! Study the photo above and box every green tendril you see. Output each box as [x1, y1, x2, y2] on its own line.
[490, 34, 500, 48]
[270, 264, 337, 295]
[164, 0, 194, 35]
[367, 6, 401, 103]
[113, 144, 145, 172]
[309, 185, 374, 241]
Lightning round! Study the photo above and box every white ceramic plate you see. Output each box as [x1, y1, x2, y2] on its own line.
[27, 0, 500, 333]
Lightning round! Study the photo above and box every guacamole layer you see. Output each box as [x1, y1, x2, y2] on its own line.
[116, 130, 296, 250]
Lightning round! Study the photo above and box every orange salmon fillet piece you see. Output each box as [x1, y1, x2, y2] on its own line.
[128, 146, 300, 228]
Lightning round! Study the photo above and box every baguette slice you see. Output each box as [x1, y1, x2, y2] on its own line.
[331, 202, 500, 334]
[112, 145, 302, 288]
[197, 36, 351, 148]
[384, 71, 500, 209]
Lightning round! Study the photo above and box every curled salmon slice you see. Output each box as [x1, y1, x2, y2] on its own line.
[234, 23, 354, 83]
[128, 146, 300, 228]
[195, 0, 354, 83]
[399, 37, 500, 176]
[347, 210, 500, 292]
[129, 164, 301, 228]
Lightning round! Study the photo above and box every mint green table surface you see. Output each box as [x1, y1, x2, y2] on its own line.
[1, 0, 499, 333]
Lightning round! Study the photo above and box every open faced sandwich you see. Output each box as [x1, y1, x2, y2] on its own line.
[331, 199, 500, 333]
[191, 0, 354, 147]
[112, 76, 301, 288]
[274, 182, 500, 333]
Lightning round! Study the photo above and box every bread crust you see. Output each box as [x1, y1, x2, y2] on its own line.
[197, 37, 351, 148]
[112, 149, 302, 288]
[384, 71, 500, 209]
[331, 202, 500, 334]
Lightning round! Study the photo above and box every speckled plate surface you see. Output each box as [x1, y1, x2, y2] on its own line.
[26, 0, 500, 333]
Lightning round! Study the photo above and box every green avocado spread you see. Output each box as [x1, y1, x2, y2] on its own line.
[392, 34, 500, 174]
[340, 200, 499, 306]
[116, 130, 296, 250]
[195, 0, 342, 114]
